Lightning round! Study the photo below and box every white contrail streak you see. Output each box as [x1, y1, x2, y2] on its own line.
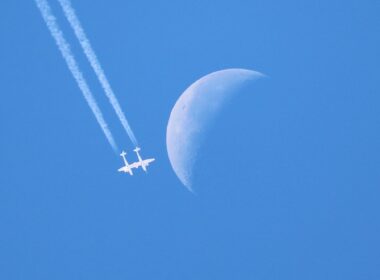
[58, 0, 138, 147]
[35, 0, 118, 151]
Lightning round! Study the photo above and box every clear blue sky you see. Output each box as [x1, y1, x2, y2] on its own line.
[1, 0, 379, 279]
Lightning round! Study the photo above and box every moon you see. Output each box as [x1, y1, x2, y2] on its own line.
[166, 68, 264, 191]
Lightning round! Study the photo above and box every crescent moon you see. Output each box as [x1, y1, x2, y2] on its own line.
[166, 68, 264, 191]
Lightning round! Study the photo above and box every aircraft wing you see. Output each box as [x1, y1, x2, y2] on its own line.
[118, 161, 140, 172]
[118, 166, 130, 172]
[143, 158, 155, 165]
[128, 161, 141, 168]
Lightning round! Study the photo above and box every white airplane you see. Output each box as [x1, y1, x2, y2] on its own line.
[133, 147, 155, 172]
[118, 151, 139, 175]
[118, 148, 155, 175]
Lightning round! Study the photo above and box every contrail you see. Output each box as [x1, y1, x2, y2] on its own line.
[58, 0, 138, 147]
[35, 0, 118, 151]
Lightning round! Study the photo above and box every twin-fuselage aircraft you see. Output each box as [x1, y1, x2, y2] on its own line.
[118, 147, 155, 175]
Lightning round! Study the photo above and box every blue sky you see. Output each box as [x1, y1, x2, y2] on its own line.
[0, 0, 379, 279]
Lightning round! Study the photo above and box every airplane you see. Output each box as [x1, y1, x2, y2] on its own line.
[118, 148, 155, 175]
[117, 151, 139, 175]
[133, 147, 155, 172]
